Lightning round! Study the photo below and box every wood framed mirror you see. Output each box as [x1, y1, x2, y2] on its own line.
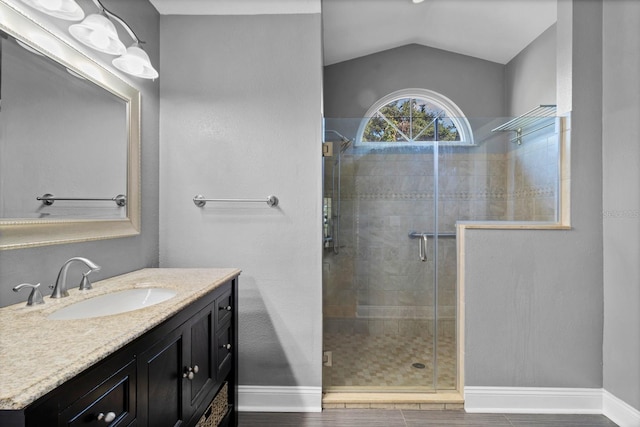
[0, 1, 141, 250]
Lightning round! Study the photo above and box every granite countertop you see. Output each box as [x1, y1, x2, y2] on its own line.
[0, 268, 241, 410]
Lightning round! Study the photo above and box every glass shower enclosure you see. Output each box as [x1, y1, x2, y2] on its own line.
[322, 117, 459, 392]
[322, 112, 560, 393]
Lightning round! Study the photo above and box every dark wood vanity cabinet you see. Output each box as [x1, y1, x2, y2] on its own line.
[15, 278, 238, 427]
[137, 296, 233, 426]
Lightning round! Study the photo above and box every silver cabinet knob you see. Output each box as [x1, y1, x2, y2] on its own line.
[183, 365, 199, 380]
[220, 305, 232, 312]
[221, 343, 232, 350]
[97, 412, 116, 422]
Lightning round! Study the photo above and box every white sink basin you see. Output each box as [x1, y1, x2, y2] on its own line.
[48, 288, 177, 320]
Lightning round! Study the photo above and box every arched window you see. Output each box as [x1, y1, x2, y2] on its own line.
[357, 88, 474, 146]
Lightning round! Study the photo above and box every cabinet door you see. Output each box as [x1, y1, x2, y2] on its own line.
[185, 305, 215, 412]
[216, 323, 233, 381]
[137, 328, 186, 427]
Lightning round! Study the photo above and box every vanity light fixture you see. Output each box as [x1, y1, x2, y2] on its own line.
[17, 0, 85, 21]
[112, 44, 158, 79]
[18, 0, 158, 79]
[412, 0, 425, 3]
[71, 0, 158, 79]
[69, 13, 126, 55]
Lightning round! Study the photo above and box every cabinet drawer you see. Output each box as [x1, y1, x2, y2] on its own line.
[60, 359, 136, 427]
[215, 288, 233, 328]
[216, 324, 233, 380]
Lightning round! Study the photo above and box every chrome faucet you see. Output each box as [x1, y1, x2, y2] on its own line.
[50, 257, 101, 298]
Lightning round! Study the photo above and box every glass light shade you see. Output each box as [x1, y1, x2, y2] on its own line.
[113, 45, 158, 79]
[69, 14, 126, 55]
[18, 0, 84, 21]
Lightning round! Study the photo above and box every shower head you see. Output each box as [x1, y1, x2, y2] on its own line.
[339, 138, 352, 153]
[324, 129, 352, 153]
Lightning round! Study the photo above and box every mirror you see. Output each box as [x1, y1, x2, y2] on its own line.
[0, 2, 141, 250]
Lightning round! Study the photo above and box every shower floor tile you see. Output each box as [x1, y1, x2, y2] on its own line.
[323, 332, 456, 391]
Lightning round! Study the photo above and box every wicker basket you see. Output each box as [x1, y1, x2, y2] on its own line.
[196, 382, 228, 427]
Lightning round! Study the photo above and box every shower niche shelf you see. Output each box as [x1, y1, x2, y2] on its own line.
[492, 104, 557, 145]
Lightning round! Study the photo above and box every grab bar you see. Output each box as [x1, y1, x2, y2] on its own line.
[193, 194, 279, 208]
[408, 231, 456, 262]
[37, 193, 126, 207]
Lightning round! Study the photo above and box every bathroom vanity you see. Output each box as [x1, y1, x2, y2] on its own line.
[0, 268, 240, 427]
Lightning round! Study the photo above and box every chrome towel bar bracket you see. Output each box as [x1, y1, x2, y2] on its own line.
[193, 194, 279, 208]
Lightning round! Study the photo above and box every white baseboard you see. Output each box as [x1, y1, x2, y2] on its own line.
[235, 385, 640, 424]
[603, 390, 640, 427]
[465, 387, 640, 426]
[238, 385, 322, 412]
[464, 387, 603, 414]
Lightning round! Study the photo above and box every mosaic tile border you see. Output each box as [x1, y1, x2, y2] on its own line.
[334, 186, 557, 202]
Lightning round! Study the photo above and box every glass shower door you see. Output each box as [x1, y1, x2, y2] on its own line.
[322, 118, 440, 392]
[434, 140, 459, 391]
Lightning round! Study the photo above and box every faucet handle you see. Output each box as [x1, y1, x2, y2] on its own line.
[79, 271, 93, 291]
[13, 283, 45, 306]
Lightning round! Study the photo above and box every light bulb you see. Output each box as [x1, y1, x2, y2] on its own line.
[89, 30, 110, 50]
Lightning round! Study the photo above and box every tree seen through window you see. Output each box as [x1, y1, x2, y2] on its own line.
[362, 98, 460, 143]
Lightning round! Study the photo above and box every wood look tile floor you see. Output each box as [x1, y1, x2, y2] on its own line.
[239, 410, 619, 426]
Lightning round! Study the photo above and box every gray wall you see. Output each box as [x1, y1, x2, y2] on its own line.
[505, 24, 557, 117]
[158, 14, 323, 389]
[465, 0, 603, 388]
[323, 43, 504, 120]
[602, 0, 640, 411]
[0, 0, 160, 307]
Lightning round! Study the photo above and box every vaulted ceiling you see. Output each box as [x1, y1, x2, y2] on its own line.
[149, 0, 557, 66]
[322, 0, 556, 65]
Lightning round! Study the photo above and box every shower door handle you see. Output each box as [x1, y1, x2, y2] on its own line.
[419, 234, 428, 262]
[408, 232, 428, 262]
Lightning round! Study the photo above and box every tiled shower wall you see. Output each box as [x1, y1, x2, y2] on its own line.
[506, 126, 559, 222]
[323, 127, 559, 338]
